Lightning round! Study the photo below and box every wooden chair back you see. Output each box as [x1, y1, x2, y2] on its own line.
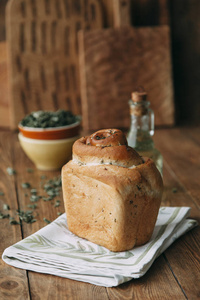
[6, 0, 104, 129]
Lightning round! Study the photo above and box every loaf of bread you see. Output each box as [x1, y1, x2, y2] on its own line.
[62, 129, 163, 252]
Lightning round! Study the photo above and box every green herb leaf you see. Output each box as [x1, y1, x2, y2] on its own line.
[54, 200, 60, 207]
[42, 176, 61, 201]
[0, 212, 10, 219]
[9, 218, 20, 225]
[30, 195, 41, 202]
[57, 212, 63, 216]
[42, 196, 53, 202]
[21, 110, 77, 128]
[27, 204, 37, 209]
[43, 218, 51, 224]
[16, 209, 36, 224]
[21, 182, 31, 189]
[3, 204, 10, 210]
[30, 188, 37, 194]
[136, 185, 141, 191]
[6, 167, 16, 175]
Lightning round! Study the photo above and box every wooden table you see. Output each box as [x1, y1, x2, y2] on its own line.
[0, 126, 199, 299]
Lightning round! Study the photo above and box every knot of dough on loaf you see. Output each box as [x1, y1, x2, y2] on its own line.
[72, 129, 143, 168]
[86, 129, 128, 147]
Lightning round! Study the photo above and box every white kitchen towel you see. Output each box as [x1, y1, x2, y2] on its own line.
[2, 207, 198, 287]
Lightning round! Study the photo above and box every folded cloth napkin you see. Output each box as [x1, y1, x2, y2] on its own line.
[2, 207, 197, 287]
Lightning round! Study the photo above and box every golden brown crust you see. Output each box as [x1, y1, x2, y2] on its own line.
[86, 129, 128, 147]
[62, 129, 163, 252]
[73, 129, 143, 168]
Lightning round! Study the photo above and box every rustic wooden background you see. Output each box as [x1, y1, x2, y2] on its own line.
[79, 25, 174, 131]
[0, 0, 200, 127]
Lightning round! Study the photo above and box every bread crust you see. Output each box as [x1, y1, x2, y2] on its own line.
[62, 129, 163, 252]
[73, 131, 143, 168]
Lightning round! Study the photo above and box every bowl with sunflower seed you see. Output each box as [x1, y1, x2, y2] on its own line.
[18, 110, 81, 170]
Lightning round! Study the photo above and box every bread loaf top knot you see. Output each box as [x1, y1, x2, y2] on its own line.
[86, 129, 127, 147]
[73, 129, 143, 168]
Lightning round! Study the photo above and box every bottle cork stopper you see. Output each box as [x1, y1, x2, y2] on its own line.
[131, 91, 147, 102]
[130, 88, 148, 116]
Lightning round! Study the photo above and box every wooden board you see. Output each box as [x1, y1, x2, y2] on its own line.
[6, 0, 104, 129]
[100, 0, 170, 28]
[79, 25, 175, 131]
[112, 0, 131, 27]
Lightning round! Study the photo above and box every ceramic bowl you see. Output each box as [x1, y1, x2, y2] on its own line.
[18, 118, 81, 170]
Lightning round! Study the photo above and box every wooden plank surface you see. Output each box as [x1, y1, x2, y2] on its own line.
[0, 127, 199, 299]
[154, 127, 200, 208]
[0, 42, 10, 128]
[79, 25, 174, 131]
[0, 132, 30, 299]
[6, 0, 104, 129]
[1, 131, 110, 300]
[154, 128, 200, 299]
[107, 255, 186, 300]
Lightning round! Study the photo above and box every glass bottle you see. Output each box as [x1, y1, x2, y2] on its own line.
[127, 90, 163, 175]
